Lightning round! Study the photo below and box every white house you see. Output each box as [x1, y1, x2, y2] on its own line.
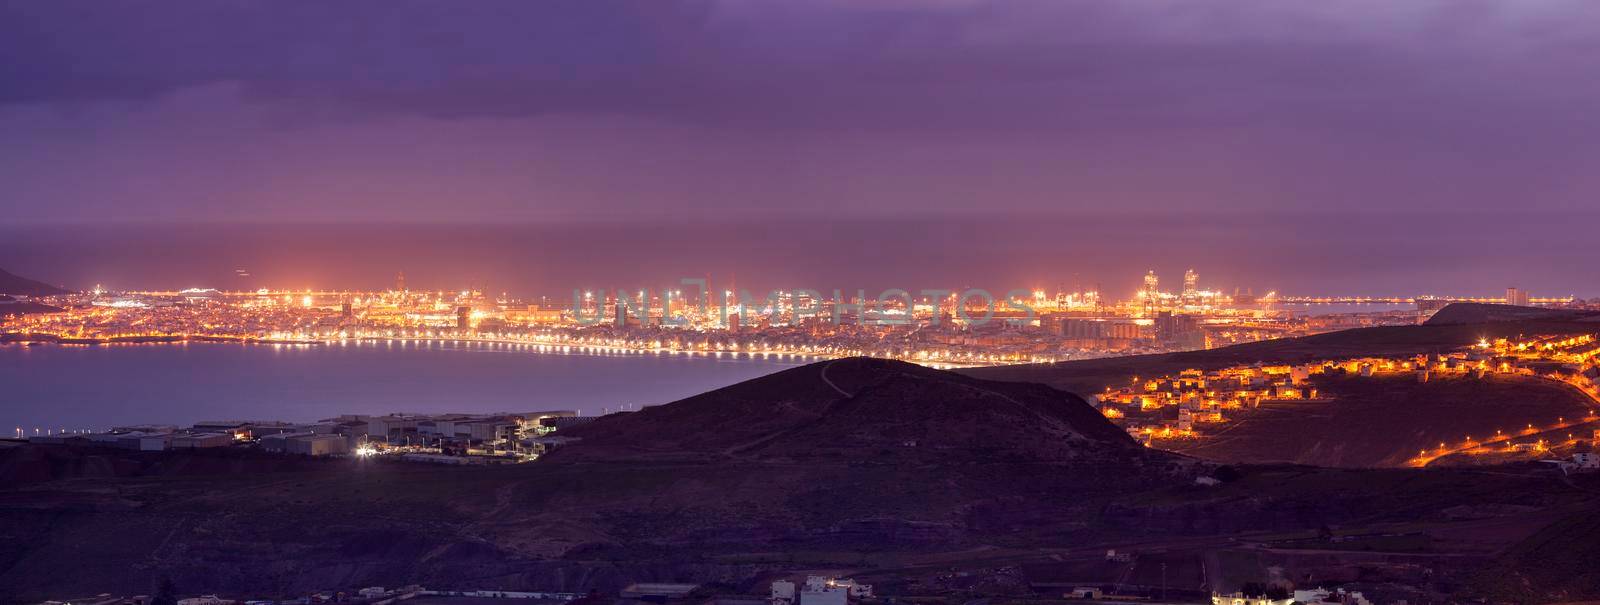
[1211, 594, 1291, 605]
[771, 580, 796, 605]
[1292, 588, 1331, 603]
[1574, 452, 1600, 469]
[801, 577, 849, 605]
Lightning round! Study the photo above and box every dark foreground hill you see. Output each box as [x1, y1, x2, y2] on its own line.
[6, 358, 1600, 603]
[549, 357, 1142, 464]
[0, 360, 1195, 601]
[6, 439, 1598, 604]
[0, 267, 70, 296]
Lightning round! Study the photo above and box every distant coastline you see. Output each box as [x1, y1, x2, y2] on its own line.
[1, 333, 322, 346]
[0, 333, 862, 365]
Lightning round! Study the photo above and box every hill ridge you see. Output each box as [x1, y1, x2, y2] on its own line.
[0, 267, 70, 296]
[1424, 302, 1600, 325]
[547, 356, 1144, 464]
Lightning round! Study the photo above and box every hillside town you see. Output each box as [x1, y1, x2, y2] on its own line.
[1099, 334, 1600, 461]
[22, 410, 587, 464]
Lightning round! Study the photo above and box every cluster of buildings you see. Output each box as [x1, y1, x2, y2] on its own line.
[1100, 332, 1600, 450]
[23, 410, 588, 464]
[5, 269, 1484, 368]
[1212, 586, 1376, 605]
[26, 420, 257, 452]
[31, 578, 878, 605]
[358, 410, 588, 461]
[1099, 363, 1327, 442]
[31, 584, 587, 605]
[769, 577, 872, 605]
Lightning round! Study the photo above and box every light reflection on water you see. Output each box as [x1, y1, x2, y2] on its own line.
[0, 341, 806, 433]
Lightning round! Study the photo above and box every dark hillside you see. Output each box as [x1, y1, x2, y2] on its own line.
[0, 268, 70, 296]
[1425, 302, 1600, 325]
[551, 357, 1141, 464]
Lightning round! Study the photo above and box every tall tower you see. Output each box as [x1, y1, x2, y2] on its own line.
[396, 271, 407, 292]
[1182, 269, 1199, 302]
[1142, 270, 1160, 315]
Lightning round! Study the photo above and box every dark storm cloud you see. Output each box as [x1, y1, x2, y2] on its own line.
[0, 1, 713, 111]
[2, 0, 1600, 226]
[4, 0, 1596, 135]
[2, 1, 1599, 294]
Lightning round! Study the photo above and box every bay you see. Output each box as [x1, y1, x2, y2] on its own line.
[0, 340, 808, 434]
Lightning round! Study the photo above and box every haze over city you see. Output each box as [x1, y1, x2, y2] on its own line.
[3, 1, 1600, 296]
[2, 214, 1595, 298]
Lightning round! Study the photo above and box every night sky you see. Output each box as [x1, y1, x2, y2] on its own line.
[1, 1, 1597, 296]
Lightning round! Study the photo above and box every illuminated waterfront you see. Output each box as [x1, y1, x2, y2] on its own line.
[0, 340, 807, 434]
[8, 267, 1514, 368]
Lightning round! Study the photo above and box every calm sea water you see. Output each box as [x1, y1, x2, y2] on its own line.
[0, 341, 808, 434]
[1272, 303, 1415, 316]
